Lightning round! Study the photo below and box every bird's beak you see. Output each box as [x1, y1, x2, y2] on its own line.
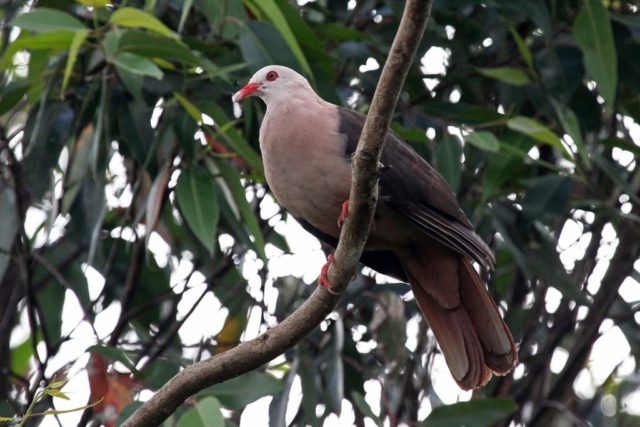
[232, 82, 260, 103]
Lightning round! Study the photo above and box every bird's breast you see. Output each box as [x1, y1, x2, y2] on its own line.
[260, 105, 351, 239]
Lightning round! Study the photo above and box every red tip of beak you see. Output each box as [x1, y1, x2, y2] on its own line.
[232, 82, 260, 102]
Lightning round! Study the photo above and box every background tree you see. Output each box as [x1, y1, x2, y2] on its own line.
[0, 0, 639, 426]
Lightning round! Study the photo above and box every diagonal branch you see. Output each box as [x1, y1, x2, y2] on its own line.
[122, 2, 433, 425]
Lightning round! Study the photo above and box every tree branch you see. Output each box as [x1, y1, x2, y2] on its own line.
[122, 2, 433, 425]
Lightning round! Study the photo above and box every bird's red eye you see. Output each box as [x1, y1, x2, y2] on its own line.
[266, 71, 279, 81]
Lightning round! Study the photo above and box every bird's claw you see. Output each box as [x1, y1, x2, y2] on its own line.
[337, 199, 350, 228]
[319, 253, 335, 289]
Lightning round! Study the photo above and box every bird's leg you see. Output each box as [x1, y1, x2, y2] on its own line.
[319, 253, 335, 289]
[337, 199, 350, 228]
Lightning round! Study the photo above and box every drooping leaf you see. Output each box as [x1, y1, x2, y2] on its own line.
[239, 21, 300, 73]
[573, 0, 617, 109]
[244, 0, 312, 76]
[62, 29, 89, 93]
[175, 168, 219, 255]
[209, 158, 266, 260]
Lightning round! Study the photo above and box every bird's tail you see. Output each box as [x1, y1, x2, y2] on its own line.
[403, 247, 517, 389]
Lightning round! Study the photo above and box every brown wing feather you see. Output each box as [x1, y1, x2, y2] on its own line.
[337, 107, 495, 270]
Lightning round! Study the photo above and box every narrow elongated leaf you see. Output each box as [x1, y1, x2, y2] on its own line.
[109, 7, 178, 39]
[573, 0, 617, 109]
[421, 398, 517, 427]
[0, 188, 18, 280]
[118, 30, 202, 65]
[174, 92, 203, 122]
[12, 8, 85, 32]
[0, 31, 75, 68]
[145, 165, 171, 248]
[477, 67, 530, 86]
[435, 134, 462, 193]
[177, 397, 224, 427]
[62, 29, 89, 93]
[550, 99, 589, 165]
[239, 21, 299, 73]
[175, 168, 219, 255]
[509, 27, 533, 70]
[112, 52, 163, 79]
[245, 0, 312, 76]
[465, 131, 500, 152]
[210, 158, 266, 260]
[507, 116, 571, 158]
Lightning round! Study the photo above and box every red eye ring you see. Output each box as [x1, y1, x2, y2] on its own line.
[266, 71, 279, 81]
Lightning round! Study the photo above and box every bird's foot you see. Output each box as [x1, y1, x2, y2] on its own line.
[319, 253, 335, 289]
[337, 199, 350, 228]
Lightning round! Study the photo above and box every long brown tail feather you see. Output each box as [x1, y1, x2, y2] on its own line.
[404, 249, 517, 390]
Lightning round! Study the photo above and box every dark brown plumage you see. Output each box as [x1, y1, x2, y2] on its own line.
[233, 65, 518, 389]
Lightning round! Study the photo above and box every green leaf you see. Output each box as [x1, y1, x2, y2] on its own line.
[175, 168, 219, 255]
[201, 371, 282, 409]
[509, 27, 533, 70]
[109, 7, 178, 39]
[199, 103, 263, 171]
[174, 92, 203, 123]
[62, 29, 89, 93]
[435, 134, 462, 193]
[117, 30, 202, 65]
[239, 21, 300, 73]
[0, 81, 29, 114]
[140, 359, 181, 390]
[86, 345, 139, 374]
[465, 131, 500, 152]
[421, 399, 517, 427]
[245, 0, 312, 77]
[44, 389, 70, 400]
[350, 391, 380, 422]
[178, 397, 224, 427]
[506, 116, 570, 157]
[209, 158, 266, 260]
[477, 67, 530, 86]
[10, 336, 33, 377]
[77, 0, 110, 6]
[0, 31, 76, 68]
[12, 8, 85, 32]
[112, 52, 163, 79]
[573, 0, 617, 109]
[178, 0, 195, 33]
[550, 99, 589, 165]
[0, 187, 18, 280]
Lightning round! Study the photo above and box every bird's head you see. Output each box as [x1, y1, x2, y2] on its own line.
[232, 65, 312, 104]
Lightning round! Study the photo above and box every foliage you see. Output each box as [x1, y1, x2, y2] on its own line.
[0, 0, 639, 426]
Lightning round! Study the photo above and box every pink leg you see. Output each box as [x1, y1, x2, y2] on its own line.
[319, 253, 335, 289]
[337, 199, 350, 228]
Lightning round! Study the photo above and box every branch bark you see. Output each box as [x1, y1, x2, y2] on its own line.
[122, 2, 433, 425]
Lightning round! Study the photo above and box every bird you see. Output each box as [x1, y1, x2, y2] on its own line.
[232, 65, 517, 390]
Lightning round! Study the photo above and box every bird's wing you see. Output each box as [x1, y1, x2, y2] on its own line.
[337, 107, 495, 270]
